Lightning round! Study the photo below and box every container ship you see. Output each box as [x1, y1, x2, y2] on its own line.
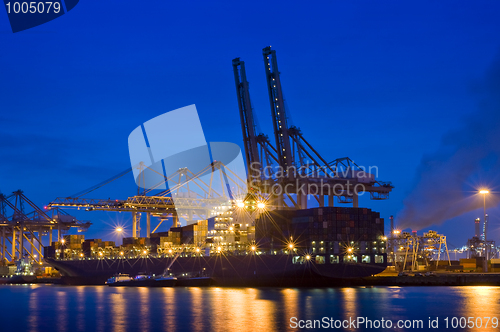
[45, 204, 387, 287]
[43, 47, 391, 286]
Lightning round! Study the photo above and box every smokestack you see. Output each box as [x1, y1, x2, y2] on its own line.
[397, 56, 500, 230]
[482, 214, 489, 241]
[475, 218, 480, 237]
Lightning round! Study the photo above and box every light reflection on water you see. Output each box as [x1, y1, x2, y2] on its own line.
[56, 289, 68, 332]
[1, 285, 500, 332]
[341, 288, 358, 331]
[111, 288, 126, 332]
[28, 285, 38, 332]
[457, 286, 500, 332]
[76, 286, 86, 332]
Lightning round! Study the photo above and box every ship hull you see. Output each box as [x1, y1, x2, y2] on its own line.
[46, 254, 386, 287]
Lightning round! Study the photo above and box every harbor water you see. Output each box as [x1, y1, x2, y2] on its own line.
[1, 285, 499, 331]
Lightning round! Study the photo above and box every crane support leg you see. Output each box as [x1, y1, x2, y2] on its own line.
[132, 212, 137, 238]
[353, 193, 359, 208]
[12, 228, 16, 260]
[146, 213, 151, 238]
[1, 227, 4, 264]
[38, 229, 42, 262]
[298, 191, 307, 209]
[19, 226, 23, 258]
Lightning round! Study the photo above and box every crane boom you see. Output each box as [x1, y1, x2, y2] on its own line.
[232, 58, 261, 183]
[263, 46, 293, 174]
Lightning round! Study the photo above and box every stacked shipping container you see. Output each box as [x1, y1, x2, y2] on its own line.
[256, 207, 384, 254]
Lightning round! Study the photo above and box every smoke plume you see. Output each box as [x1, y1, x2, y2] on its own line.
[397, 56, 500, 230]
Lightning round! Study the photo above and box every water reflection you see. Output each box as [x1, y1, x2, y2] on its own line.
[458, 286, 500, 332]
[94, 286, 105, 332]
[341, 288, 358, 331]
[28, 286, 39, 332]
[138, 287, 151, 331]
[189, 288, 204, 332]
[111, 288, 126, 332]
[75, 286, 86, 332]
[208, 288, 277, 331]
[5, 285, 500, 332]
[56, 289, 68, 332]
[162, 287, 176, 332]
[282, 288, 299, 326]
[245, 288, 277, 331]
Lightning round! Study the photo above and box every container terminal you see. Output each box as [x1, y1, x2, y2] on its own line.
[0, 47, 498, 286]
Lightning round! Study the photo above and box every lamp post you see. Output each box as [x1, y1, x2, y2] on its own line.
[479, 190, 489, 272]
[479, 190, 489, 240]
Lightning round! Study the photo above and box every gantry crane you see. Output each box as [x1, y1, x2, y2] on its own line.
[0, 191, 90, 264]
[233, 47, 394, 209]
[48, 160, 247, 238]
[233, 57, 279, 187]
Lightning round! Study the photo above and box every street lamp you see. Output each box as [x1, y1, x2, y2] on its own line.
[480, 189, 490, 272]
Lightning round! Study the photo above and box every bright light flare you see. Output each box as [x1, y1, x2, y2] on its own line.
[116, 227, 123, 232]
[237, 202, 245, 208]
[288, 243, 294, 250]
[257, 202, 266, 209]
[250, 245, 256, 251]
[480, 190, 490, 194]
[305, 255, 311, 260]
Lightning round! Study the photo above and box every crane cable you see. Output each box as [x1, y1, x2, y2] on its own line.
[70, 167, 133, 198]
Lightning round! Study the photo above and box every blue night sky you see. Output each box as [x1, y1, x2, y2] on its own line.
[1, 1, 500, 248]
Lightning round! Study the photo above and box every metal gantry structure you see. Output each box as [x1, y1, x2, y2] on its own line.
[48, 160, 247, 238]
[0, 190, 90, 264]
[233, 46, 393, 209]
[388, 230, 451, 271]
